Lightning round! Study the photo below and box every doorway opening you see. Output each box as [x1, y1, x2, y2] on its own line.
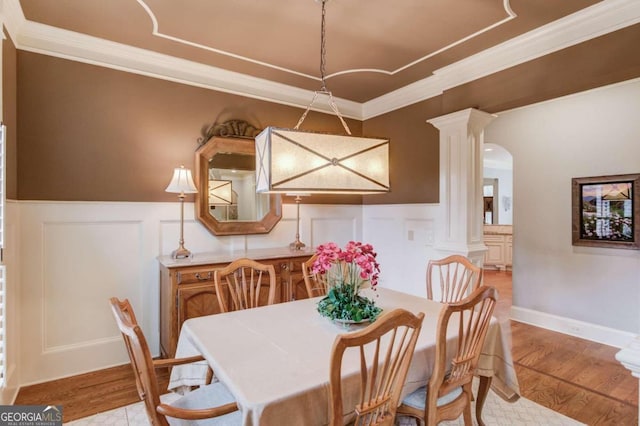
[483, 178, 499, 224]
[483, 143, 513, 272]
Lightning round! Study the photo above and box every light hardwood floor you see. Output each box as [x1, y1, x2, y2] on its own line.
[15, 270, 639, 424]
[487, 270, 638, 426]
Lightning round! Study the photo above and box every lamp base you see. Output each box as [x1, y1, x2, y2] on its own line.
[289, 239, 306, 251]
[171, 246, 192, 259]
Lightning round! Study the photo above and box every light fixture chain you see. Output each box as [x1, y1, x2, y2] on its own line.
[294, 91, 320, 130]
[293, 0, 351, 136]
[326, 92, 352, 135]
[320, 0, 328, 91]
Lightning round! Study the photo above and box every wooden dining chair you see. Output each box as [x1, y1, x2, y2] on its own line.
[214, 258, 276, 312]
[302, 254, 331, 298]
[109, 298, 241, 426]
[110, 297, 147, 400]
[396, 286, 498, 426]
[329, 308, 425, 426]
[426, 255, 483, 303]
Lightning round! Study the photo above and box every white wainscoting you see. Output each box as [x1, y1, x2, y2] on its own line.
[14, 200, 635, 386]
[19, 201, 168, 385]
[363, 204, 441, 297]
[16, 200, 363, 385]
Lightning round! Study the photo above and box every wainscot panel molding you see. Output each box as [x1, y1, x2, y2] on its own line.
[43, 221, 144, 352]
[15, 199, 638, 385]
[16, 200, 363, 385]
[362, 204, 441, 297]
[19, 201, 171, 385]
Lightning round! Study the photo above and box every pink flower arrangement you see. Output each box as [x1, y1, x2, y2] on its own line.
[311, 241, 380, 289]
[313, 241, 382, 322]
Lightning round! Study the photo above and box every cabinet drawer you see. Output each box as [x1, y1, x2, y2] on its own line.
[177, 269, 216, 284]
[484, 234, 505, 243]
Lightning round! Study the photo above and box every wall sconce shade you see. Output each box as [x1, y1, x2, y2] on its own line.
[255, 127, 390, 194]
[208, 180, 233, 205]
[165, 166, 198, 194]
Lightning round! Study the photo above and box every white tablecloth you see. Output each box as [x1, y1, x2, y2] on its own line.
[169, 287, 519, 425]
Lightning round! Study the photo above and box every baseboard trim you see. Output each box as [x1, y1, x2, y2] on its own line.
[511, 306, 637, 349]
[17, 361, 132, 389]
[0, 364, 19, 405]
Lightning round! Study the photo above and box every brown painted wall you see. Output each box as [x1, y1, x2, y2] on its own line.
[363, 98, 442, 204]
[16, 52, 363, 203]
[361, 23, 640, 205]
[441, 23, 640, 115]
[2, 29, 18, 200]
[14, 24, 640, 205]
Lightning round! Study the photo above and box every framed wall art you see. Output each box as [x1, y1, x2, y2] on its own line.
[572, 173, 640, 249]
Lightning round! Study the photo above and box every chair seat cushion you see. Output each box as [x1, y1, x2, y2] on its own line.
[401, 385, 463, 410]
[167, 382, 242, 426]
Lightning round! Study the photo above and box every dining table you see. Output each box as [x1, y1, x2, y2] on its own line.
[168, 287, 520, 426]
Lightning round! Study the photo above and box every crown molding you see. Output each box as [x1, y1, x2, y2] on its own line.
[362, 0, 640, 119]
[0, 0, 26, 38]
[2, 0, 639, 121]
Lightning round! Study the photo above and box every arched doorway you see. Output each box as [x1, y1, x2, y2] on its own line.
[482, 142, 513, 320]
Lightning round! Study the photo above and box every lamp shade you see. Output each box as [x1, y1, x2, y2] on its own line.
[208, 180, 233, 205]
[255, 127, 390, 194]
[165, 165, 198, 194]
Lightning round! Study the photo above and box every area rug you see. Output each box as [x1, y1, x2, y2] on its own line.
[397, 387, 584, 426]
[66, 388, 584, 426]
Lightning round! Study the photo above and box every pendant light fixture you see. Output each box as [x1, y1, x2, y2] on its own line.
[255, 0, 390, 195]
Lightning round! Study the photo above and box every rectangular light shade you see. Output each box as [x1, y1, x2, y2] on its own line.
[255, 127, 390, 194]
[209, 180, 233, 205]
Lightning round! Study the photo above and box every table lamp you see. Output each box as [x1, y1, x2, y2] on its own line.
[165, 165, 198, 259]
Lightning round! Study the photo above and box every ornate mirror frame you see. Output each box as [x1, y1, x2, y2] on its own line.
[194, 120, 282, 236]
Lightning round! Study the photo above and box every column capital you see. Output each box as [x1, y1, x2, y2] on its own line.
[427, 108, 496, 132]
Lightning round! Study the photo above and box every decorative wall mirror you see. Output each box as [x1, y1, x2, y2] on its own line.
[195, 120, 281, 236]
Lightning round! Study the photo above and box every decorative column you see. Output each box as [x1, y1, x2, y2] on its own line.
[428, 108, 496, 267]
[616, 337, 640, 420]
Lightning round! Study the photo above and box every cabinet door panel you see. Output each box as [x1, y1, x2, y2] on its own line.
[178, 284, 224, 325]
[484, 241, 505, 264]
[293, 275, 308, 300]
[277, 257, 310, 302]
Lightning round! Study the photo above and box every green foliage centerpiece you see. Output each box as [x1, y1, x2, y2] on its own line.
[313, 241, 382, 323]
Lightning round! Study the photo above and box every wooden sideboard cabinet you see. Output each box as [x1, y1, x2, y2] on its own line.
[483, 225, 513, 271]
[158, 247, 312, 358]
